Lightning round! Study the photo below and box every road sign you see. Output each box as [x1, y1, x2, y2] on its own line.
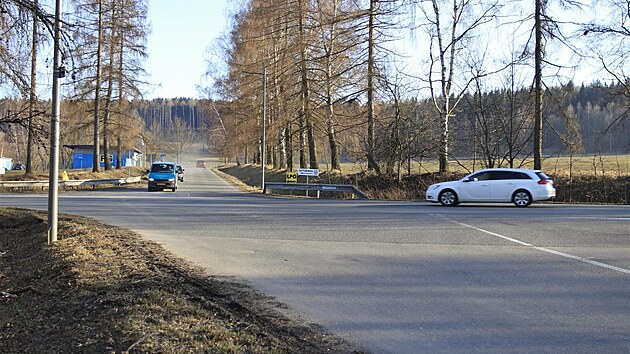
[298, 168, 319, 177]
[286, 171, 298, 182]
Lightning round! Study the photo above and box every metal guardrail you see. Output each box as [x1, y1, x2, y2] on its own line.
[0, 176, 142, 189]
[263, 182, 369, 199]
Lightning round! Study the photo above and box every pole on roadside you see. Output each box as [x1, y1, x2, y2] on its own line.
[261, 67, 267, 192]
[48, 0, 63, 245]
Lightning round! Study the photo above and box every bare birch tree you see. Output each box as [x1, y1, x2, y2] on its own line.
[416, 0, 501, 172]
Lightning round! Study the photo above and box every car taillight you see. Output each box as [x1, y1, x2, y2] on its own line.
[538, 180, 549, 185]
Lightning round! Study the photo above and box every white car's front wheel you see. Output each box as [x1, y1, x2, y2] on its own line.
[439, 189, 459, 206]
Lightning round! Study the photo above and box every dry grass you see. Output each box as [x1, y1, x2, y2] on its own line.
[0, 208, 359, 354]
[335, 155, 630, 177]
[0, 167, 146, 181]
[212, 167, 263, 193]
[219, 163, 629, 204]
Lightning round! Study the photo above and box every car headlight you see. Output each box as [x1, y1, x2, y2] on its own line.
[168, 178, 175, 182]
[148, 178, 154, 181]
[429, 184, 440, 190]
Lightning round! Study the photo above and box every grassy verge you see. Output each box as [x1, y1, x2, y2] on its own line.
[0, 208, 358, 353]
[0, 167, 146, 181]
[0, 168, 147, 193]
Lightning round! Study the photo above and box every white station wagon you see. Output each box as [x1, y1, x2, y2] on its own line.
[426, 168, 556, 207]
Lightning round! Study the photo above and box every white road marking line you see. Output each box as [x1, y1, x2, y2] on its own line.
[445, 218, 630, 275]
[562, 217, 630, 221]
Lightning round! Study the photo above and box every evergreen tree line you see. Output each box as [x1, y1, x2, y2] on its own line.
[452, 81, 629, 166]
[137, 98, 208, 132]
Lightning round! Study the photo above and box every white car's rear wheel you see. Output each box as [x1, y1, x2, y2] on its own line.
[513, 190, 532, 207]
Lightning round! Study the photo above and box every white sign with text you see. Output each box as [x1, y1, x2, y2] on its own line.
[297, 168, 319, 177]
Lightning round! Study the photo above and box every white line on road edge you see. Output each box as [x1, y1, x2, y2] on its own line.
[444, 217, 630, 275]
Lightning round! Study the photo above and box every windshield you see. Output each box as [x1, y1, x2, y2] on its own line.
[150, 163, 174, 173]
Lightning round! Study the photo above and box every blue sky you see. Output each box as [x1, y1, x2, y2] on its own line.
[145, 0, 230, 99]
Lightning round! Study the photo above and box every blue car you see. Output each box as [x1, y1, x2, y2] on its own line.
[147, 162, 178, 192]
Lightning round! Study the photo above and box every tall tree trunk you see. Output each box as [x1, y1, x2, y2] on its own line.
[324, 2, 340, 171]
[299, 112, 307, 167]
[116, 136, 122, 169]
[534, 0, 543, 170]
[286, 123, 294, 171]
[103, 81, 113, 170]
[103, 0, 117, 171]
[92, 0, 104, 172]
[278, 129, 286, 169]
[26, 0, 38, 175]
[508, 64, 517, 168]
[326, 104, 340, 171]
[433, 0, 458, 173]
[298, 0, 318, 169]
[366, 0, 379, 173]
[257, 137, 262, 165]
[392, 96, 401, 180]
[116, 12, 124, 170]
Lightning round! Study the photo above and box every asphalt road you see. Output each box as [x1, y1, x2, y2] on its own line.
[1, 160, 629, 353]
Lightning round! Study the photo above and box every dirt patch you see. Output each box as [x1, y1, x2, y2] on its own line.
[0, 208, 362, 353]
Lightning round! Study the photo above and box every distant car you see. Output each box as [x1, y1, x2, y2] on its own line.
[12, 163, 25, 171]
[425, 168, 556, 207]
[176, 165, 184, 182]
[196, 160, 207, 168]
[147, 162, 178, 192]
